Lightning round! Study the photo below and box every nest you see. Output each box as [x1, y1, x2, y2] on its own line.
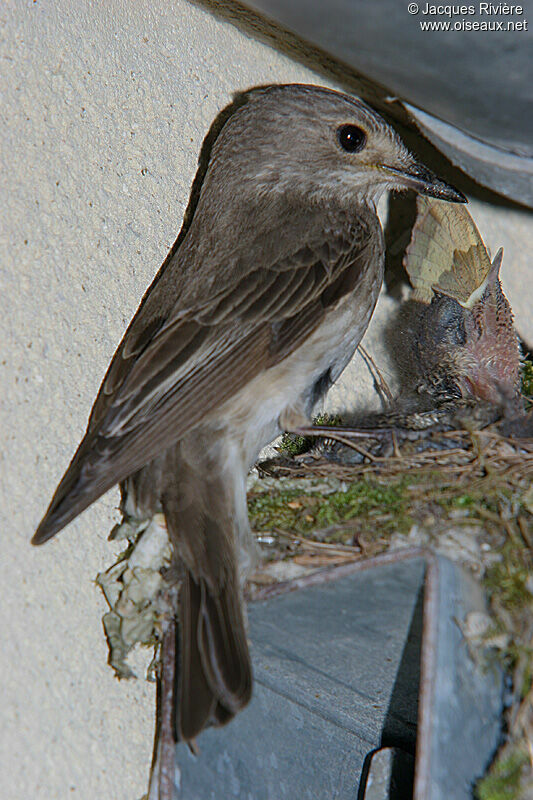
[247, 408, 533, 798]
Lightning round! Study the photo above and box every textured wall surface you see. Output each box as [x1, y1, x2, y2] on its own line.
[1, 2, 530, 799]
[0, 3, 330, 798]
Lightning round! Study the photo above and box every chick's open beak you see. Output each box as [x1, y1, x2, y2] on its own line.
[382, 162, 467, 203]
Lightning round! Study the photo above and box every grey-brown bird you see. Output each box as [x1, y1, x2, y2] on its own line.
[33, 84, 465, 741]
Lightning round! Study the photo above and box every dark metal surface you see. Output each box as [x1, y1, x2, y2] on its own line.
[174, 556, 424, 799]
[415, 556, 503, 800]
[241, 0, 533, 205]
[364, 747, 415, 800]
[404, 104, 533, 212]
[162, 551, 503, 799]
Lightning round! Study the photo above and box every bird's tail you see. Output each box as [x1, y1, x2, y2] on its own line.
[176, 569, 252, 739]
[160, 445, 253, 741]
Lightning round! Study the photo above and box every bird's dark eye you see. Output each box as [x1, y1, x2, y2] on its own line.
[337, 124, 367, 153]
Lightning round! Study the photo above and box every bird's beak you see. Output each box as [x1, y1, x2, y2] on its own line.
[380, 162, 467, 203]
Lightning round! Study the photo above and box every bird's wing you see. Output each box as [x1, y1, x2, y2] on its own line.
[33, 207, 379, 543]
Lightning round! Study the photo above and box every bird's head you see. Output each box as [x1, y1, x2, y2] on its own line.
[205, 84, 466, 208]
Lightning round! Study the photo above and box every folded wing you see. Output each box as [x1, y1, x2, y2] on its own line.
[33, 206, 376, 544]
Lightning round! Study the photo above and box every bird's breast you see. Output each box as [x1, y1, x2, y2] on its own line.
[216, 242, 384, 465]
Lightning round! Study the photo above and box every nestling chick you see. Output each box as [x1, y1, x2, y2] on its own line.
[404, 198, 521, 408]
[414, 252, 521, 407]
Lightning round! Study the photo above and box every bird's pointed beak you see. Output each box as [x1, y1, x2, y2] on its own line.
[381, 162, 467, 203]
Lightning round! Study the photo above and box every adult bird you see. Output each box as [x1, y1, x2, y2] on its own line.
[33, 84, 465, 741]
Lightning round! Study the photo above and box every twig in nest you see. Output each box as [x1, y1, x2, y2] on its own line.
[294, 424, 394, 439]
[518, 517, 533, 549]
[323, 432, 382, 462]
[358, 344, 394, 407]
[296, 537, 360, 554]
[391, 429, 402, 459]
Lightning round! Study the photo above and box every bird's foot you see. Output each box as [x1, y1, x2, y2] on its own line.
[280, 407, 396, 441]
[279, 405, 312, 433]
[291, 424, 394, 439]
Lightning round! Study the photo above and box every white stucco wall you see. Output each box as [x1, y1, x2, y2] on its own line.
[1, 4, 332, 798]
[1, 2, 531, 799]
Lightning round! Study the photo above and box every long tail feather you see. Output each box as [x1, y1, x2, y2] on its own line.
[162, 470, 252, 742]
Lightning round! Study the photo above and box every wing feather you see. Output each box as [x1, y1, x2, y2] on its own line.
[33, 205, 377, 543]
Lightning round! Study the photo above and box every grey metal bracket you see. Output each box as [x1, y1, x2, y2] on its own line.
[150, 549, 503, 799]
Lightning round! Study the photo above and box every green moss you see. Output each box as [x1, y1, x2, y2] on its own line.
[450, 493, 477, 508]
[250, 464, 527, 551]
[484, 540, 532, 614]
[476, 747, 530, 800]
[313, 481, 409, 531]
[248, 477, 412, 542]
[499, 640, 533, 694]
[521, 359, 533, 398]
[248, 469, 520, 545]
[278, 432, 310, 457]
[247, 487, 311, 533]
[519, 656, 532, 700]
[435, 486, 503, 519]
[278, 413, 344, 457]
[314, 413, 343, 427]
